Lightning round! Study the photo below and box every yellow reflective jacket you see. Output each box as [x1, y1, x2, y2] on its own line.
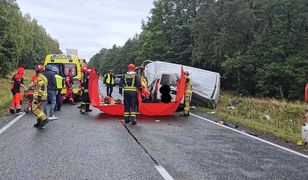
[185, 75, 192, 96]
[33, 73, 48, 101]
[105, 73, 115, 85]
[55, 74, 64, 89]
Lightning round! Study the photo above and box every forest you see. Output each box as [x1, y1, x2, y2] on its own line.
[89, 0, 308, 100]
[0, 0, 61, 77]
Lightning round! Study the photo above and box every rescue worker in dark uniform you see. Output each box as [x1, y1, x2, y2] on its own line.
[32, 65, 49, 128]
[103, 69, 115, 97]
[43, 65, 57, 120]
[55, 68, 64, 111]
[119, 64, 141, 125]
[181, 71, 192, 117]
[10, 67, 26, 114]
[80, 67, 92, 114]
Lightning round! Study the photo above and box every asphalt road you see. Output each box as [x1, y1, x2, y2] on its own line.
[0, 85, 308, 179]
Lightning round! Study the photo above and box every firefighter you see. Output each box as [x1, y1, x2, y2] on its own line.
[103, 69, 115, 97]
[80, 67, 92, 114]
[62, 69, 75, 105]
[119, 64, 141, 125]
[181, 71, 192, 117]
[10, 67, 26, 114]
[32, 65, 49, 128]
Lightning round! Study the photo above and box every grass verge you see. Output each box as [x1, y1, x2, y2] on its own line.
[0, 69, 35, 117]
[197, 91, 307, 143]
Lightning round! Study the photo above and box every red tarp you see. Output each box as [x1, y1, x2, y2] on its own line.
[89, 67, 185, 116]
[305, 82, 308, 103]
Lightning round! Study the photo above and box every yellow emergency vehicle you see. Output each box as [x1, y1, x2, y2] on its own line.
[44, 54, 82, 96]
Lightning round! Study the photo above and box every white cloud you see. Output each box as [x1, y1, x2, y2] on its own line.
[17, 0, 154, 60]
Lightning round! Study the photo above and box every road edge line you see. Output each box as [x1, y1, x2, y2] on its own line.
[191, 113, 308, 159]
[0, 112, 25, 135]
[155, 165, 174, 180]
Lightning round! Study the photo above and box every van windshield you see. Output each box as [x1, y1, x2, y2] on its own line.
[47, 63, 77, 77]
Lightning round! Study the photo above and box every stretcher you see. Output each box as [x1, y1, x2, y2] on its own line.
[88, 67, 185, 116]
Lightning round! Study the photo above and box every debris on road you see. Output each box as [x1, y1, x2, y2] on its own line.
[227, 106, 235, 110]
[230, 99, 242, 106]
[264, 114, 271, 121]
[224, 122, 239, 129]
[217, 121, 224, 125]
[302, 123, 308, 142]
[297, 140, 307, 146]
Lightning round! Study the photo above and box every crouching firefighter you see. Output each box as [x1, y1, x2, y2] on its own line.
[119, 64, 141, 125]
[181, 71, 192, 117]
[80, 67, 92, 114]
[32, 65, 49, 128]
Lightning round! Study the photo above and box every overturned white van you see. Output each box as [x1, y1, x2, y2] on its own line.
[144, 61, 220, 108]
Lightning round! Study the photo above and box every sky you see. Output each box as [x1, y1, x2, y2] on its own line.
[17, 0, 154, 61]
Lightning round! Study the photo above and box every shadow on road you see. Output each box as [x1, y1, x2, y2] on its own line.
[95, 112, 181, 124]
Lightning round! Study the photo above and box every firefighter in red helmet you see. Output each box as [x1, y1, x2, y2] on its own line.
[80, 67, 92, 114]
[119, 64, 141, 125]
[10, 67, 26, 114]
[32, 65, 49, 128]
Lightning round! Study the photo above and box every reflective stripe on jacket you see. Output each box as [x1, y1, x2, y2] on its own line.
[124, 73, 137, 91]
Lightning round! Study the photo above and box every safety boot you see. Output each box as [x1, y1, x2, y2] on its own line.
[80, 104, 85, 114]
[33, 119, 41, 128]
[9, 109, 15, 114]
[124, 117, 130, 123]
[85, 104, 92, 112]
[131, 117, 137, 125]
[180, 112, 190, 117]
[38, 119, 49, 129]
[16, 109, 21, 114]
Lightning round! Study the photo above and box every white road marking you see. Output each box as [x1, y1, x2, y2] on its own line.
[0, 113, 25, 135]
[155, 165, 174, 180]
[191, 113, 308, 159]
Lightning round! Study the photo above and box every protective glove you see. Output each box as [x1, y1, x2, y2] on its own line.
[119, 87, 123, 95]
